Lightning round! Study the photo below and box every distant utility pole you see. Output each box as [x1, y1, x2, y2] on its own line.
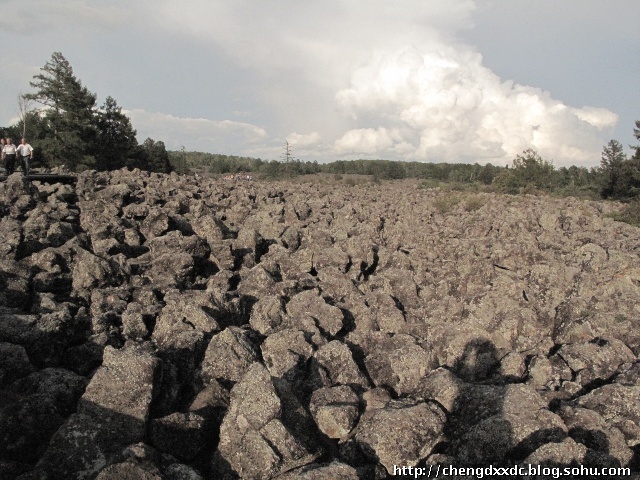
[283, 141, 293, 163]
[282, 140, 294, 175]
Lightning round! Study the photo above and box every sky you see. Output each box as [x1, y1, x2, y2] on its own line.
[1, 0, 638, 167]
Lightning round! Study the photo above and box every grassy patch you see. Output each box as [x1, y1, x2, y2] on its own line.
[607, 199, 640, 228]
[463, 194, 486, 212]
[433, 194, 461, 214]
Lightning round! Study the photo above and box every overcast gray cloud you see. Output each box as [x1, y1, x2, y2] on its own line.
[1, 0, 637, 167]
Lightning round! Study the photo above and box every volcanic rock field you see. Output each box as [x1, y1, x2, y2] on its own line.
[0, 169, 639, 479]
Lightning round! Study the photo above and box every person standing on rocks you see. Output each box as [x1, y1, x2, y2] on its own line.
[1, 138, 5, 172]
[3, 137, 17, 175]
[16, 138, 34, 176]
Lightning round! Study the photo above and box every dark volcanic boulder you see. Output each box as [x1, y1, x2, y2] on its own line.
[150, 412, 207, 462]
[0, 342, 34, 385]
[0, 394, 65, 463]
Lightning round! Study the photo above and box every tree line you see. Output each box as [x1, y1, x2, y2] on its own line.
[170, 132, 640, 203]
[1, 52, 170, 173]
[4, 52, 639, 206]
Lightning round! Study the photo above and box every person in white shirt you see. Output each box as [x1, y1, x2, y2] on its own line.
[3, 138, 17, 175]
[16, 138, 34, 176]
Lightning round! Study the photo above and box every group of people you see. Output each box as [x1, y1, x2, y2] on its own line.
[223, 173, 253, 181]
[1, 137, 34, 176]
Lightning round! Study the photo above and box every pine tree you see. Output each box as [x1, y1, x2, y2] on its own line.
[141, 138, 171, 173]
[95, 96, 138, 170]
[600, 139, 627, 198]
[25, 52, 97, 169]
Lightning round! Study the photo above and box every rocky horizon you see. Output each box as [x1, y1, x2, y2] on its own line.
[0, 169, 639, 479]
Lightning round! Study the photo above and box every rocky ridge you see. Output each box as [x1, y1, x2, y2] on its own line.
[0, 169, 639, 479]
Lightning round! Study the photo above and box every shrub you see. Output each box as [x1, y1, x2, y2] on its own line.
[608, 198, 640, 228]
[464, 195, 486, 212]
[419, 179, 441, 189]
[433, 194, 461, 214]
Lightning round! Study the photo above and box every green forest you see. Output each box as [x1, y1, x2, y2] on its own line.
[1, 52, 171, 174]
[3, 52, 640, 221]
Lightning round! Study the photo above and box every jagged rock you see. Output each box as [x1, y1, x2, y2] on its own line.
[353, 332, 436, 396]
[0, 342, 34, 385]
[309, 386, 360, 439]
[27, 248, 73, 294]
[454, 385, 567, 464]
[236, 265, 279, 298]
[10, 367, 88, 415]
[362, 388, 392, 412]
[201, 326, 259, 384]
[365, 292, 407, 333]
[0, 217, 22, 257]
[526, 354, 573, 390]
[72, 248, 121, 291]
[0, 259, 32, 308]
[90, 287, 130, 337]
[419, 367, 464, 413]
[523, 437, 588, 466]
[33, 345, 161, 476]
[150, 412, 207, 462]
[249, 295, 285, 335]
[189, 379, 230, 428]
[312, 340, 369, 389]
[555, 338, 635, 386]
[2, 171, 640, 477]
[153, 290, 220, 347]
[79, 343, 160, 446]
[274, 461, 359, 479]
[577, 383, 640, 446]
[215, 363, 320, 479]
[121, 301, 153, 340]
[34, 413, 110, 477]
[559, 405, 634, 467]
[147, 251, 195, 290]
[286, 289, 344, 337]
[280, 226, 301, 252]
[0, 306, 83, 367]
[614, 361, 640, 386]
[96, 461, 163, 480]
[261, 328, 315, 383]
[164, 463, 204, 480]
[499, 351, 527, 381]
[0, 394, 64, 463]
[62, 339, 104, 376]
[82, 438, 208, 480]
[140, 207, 170, 240]
[355, 399, 446, 473]
[45, 220, 76, 248]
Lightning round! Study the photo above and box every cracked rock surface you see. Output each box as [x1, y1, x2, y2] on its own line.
[0, 170, 639, 479]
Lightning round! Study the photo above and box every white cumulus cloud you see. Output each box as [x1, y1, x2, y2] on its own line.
[1, 0, 624, 166]
[335, 44, 618, 165]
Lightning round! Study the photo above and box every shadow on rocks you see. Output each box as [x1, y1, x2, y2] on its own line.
[440, 339, 513, 466]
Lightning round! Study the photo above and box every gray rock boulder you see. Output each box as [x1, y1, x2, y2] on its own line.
[201, 326, 259, 384]
[215, 363, 321, 479]
[355, 399, 445, 473]
[309, 386, 360, 439]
